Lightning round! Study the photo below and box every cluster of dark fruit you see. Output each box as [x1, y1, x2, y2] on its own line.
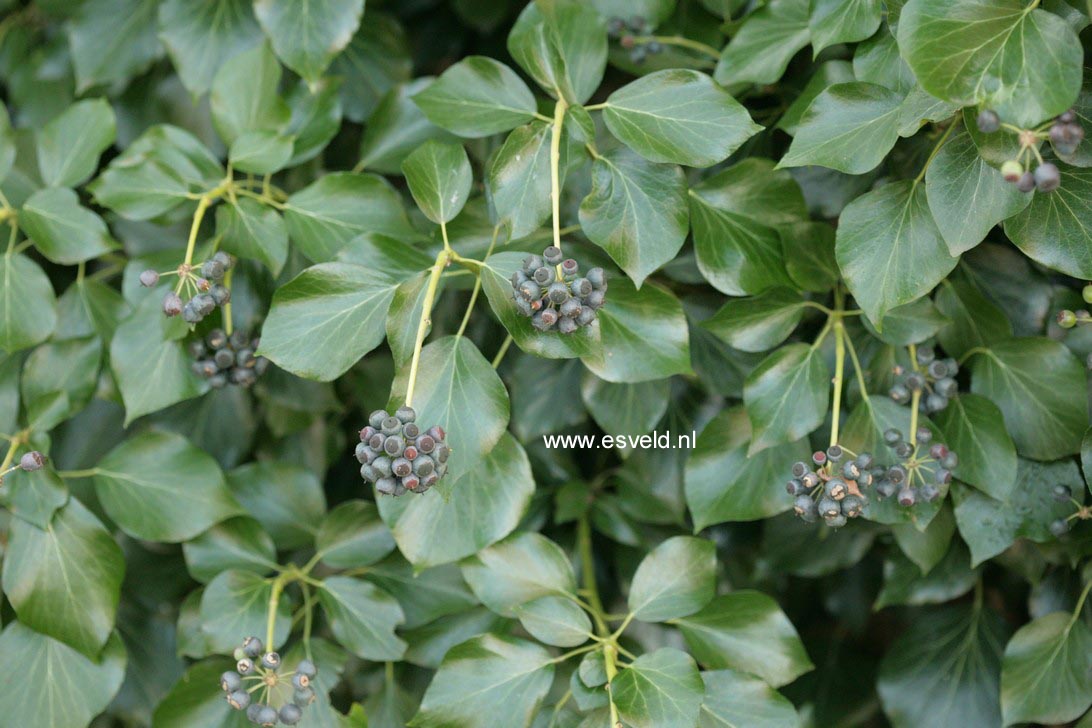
[1048, 110, 1085, 156]
[190, 329, 268, 388]
[1048, 484, 1090, 536]
[888, 346, 959, 413]
[873, 427, 957, 506]
[510, 246, 606, 334]
[607, 15, 662, 64]
[356, 406, 449, 496]
[789, 445, 874, 527]
[144, 252, 235, 324]
[220, 636, 317, 726]
[976, 108, 1083, 193]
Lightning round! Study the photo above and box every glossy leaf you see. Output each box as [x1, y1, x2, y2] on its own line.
[698, 669, 800, 728]
[507, 0, 607, 105]
[37, 99, 116, 188]
[182, 516, 278, 583]
[744, 342, 829, 454]
[412, 56, 537, 137]
[1004, 162, 1092, 279]
[715, 0, 810, 86]
[319, 576, 407, 661]
[316, 500, 396, 570]
[461, 532, 577, 617]
[20, 187, 117, 265]
[933, 394, 1017, 502]
[702, 288, 806, 353]
[612, 649, 704, 728]
[158, 0, 264, 95]
[809, 0, 883, 53]
[253, 0, 364, 83]
[198, 569, 292, 652]
[628, 536, 716, 621]
[1000, 610, 1092, 725]
[401, 140, 473, 224]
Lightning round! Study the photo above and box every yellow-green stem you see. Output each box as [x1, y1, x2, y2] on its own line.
[456, 225, 503, 338]
[830, 320, 846, 447]
[222, 268, 234, 336]
[266, 573, 288, 647]
[492, 334, 513, 369]
[405, 249, 449, 407]
[549, 98, 567, 254]
[915, 118, 958, 184]
[908, 343, 920, 446]
[577, 514, 620, 727]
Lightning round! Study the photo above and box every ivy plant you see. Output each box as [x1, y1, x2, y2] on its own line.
[0, 0, 1090, 726]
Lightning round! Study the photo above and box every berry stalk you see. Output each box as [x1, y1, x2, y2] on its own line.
[222, 267, 234, 336]
[405, 249, 450, 407]
[549, 97, 567, 258]
[829, 289, 847, 447]
[266, 571, 288, 649]
[908, 344, 921, 446]
[577, 513, 620, 727]
[915, 117, 958, 184]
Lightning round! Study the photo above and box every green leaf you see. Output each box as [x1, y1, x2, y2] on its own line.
[228, 130, 294, 174]
[487, 121, 553, 241]
[897, 85, 961, 137]
[358, 79, 454, 175]
[612, 648, 704, 728]
[316, 500, 396, 570]
[283, 172, 414, 262]
[286, 77, 343, 165]
[385, 273, 437, 366]
[780, 82, 902, 174]
[215, 197, 289, 276]
[209, 43, 289, 146]
[403, 607, 505, 669]
[389, 336, 510, 481]
[685, 406, 810, 527]
[1000, 610, 1092, 725]
[367, 556, 478, 629]
[744, 342, 829, 455]
[809, 0, 883, 53]
[21, 336, 101, 430]
[579, 148, 689, 286]
[628, 535, 716, 621]
[581, 278, 692, 383]
[55, 279, 129, 342]
[875, 541, 978, 609]
[702, 287, 806, 353]
[926, 130, 1031, 256]
[152, 658, 253, 727]
[507, 0, 607, 105]
[715, 0, 810, 86]
[319, 576, 407, 661]
[37, 99, 116, 188]
[0, 623, 125, 728]
[601, 69, 761, 167]
[836, 180, 957, 326]
[782, 221, 839, 292]
[877, 605, 1010, 728]
[933, 394, 1017, 502]
[861, 297, 949, 346]
[509, 355, 587, 439]
[253, 0, 364, 83]
[412, 56, 538, 137]
[3, 465, 67, 529]
[515, 596, 593, 647]
[675, 591, 814, 687]
[580, 375, 670, 440]
[0, 106, 15, 185]
[778, 60, 856, 136]
[1004, 162, 1092, 279]
[891, 504, 956, 573]
[854, 30, 915, 94]
[182, 516, 278, 583]
[198, 569, 293, 652]
[20, 187, 118, 264]
[377, 433, 533, 568]
[259, 262, 399, 381]
[897, 0, 1082, 127]
[970, 338, 1086, 460]
[401, 140, 473, 224]
[698, 669, 800, 728]
[461, 531, 577, 616]
[2, 498, 124, 658]
[228, 461, 326, 550]
[158, 0, 264, 95]
[94, 430, 241, 542]
[934, 275, 1012, 360]
[67, 0, 161, 91]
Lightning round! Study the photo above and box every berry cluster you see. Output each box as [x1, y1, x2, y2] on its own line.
[190, 329, 268, 389]
[872, 427, 956, 506]
[1049, 110, 1085, 156]
[510, 246, 606, 334]
[789, 445, 874, 528]
[608, 15, 662, 64]
[888, 346, 959, 414]
[144, 252, 235, 324]
[356, 406, 449, 496]
[1048, 484, 1091, 537]
[220, 637, 317, 726]
[977, 108, 1084, 194]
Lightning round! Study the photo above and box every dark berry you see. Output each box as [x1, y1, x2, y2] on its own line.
[842, 461, 861, 480]
[825, 513, 848, 528]
[227, 690, 250, 710]
[292, 673, 311, 689]
[894, 441, 913, 458]
[825, 479, 847, 500]
[929, 443, 948, 460]
[905, 372, 925, 391]
[812, 450, 827, 466]
[257, 705, 278, 726]
[934, 468, 952, 485]
[925, 393, 948, 412]
[856, 452, 874, 470]
[801, 471, 821, 489]
[827, 445, 843, 461]
[139, 269, 159, 287]
[280, 704, 303, 725]
[242, 636, 263, 658]
[211, 285, 231, 306]
[1016, 171, 1036, 193]
[561, 259, 579, 277]
[294, 687, 316, 706]
[818, 496, 840, 518]
[841, 494, 864, 518]
[935, 377, 958, 397]
[915, 426, 932, 444]
[163, 291, 183, 317]
[1050, 518, 1071, 537]
[246, 704, 263, 723]
[201, 259, 225, 280]
[533, 267, 554, 285]
[884, 428, 903, 445]
[558, 317, 577, 334]
[18, 451, 45, 471]
[897, 487, 917, 507]
[976, 109, 1001, 133]
[296, 659, 317, 678]
[786, 478, 804, 496]
[791, 461, 808, 478]
[1034, 162, 1061, 192]
[261, 652, 280, 670]
[887, 465, 906, 484]
[237, 658, 256, 675]
[889, 384, 910, 403]
[941, 452, 958, 469]
[920, 483, 940, 502]
[221, 671, 243, 692]
[1052, 484, 1072, 502]
[793, 494, 816, 520]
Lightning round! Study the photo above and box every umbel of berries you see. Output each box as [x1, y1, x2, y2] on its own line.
[789, 445, 875, 528]
[144, 251, 235, 324]
[888, 345, 959, 413]
[510, 246, 607, 334]
[872, 427, 957, 506]
[191, 329, 269, 388]
[220, 636, 318, 725]
[357, 406, 449, 496]
[978, 107, 1083, 193]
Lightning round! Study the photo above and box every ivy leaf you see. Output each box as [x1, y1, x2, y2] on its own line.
[487, 121, 553, 241]
[403, 607, 504, 669]
[286, 77, 343, 166]
[778, 60, 856, 136]
[209, 43, 289, 146]
[744, 342, 829, 455]
[410, 634, 554, 728]
[581, 278, 692, 383]
[93, 430, 242, 542]
[21, 336, 101, 431]
[55, 278, 130, 342]
[861, 297, 949, 346]
[1004, 162, 1092, 279]
[20, 187, 118, 264]
[259, 263, 399, 381]
[1001, 610, 1092, 725]
[715, 0, 810, 86]
[580, 375, 670, 440]
[926, 130, 1031, 256]
[3, 465, 67, 530]
[612, 648, 704, 728]
[933, 394, 1017, 502]
[890, 505, 956, 574]
[836, 180, 957, 326]
[253, 0, 364, 83]
[782, 221, 839, 292]
[877, 605, 1010, 728]
[366, 556, 478, 629]
[283, 172, 415, 262]
[897, 85, 961, 137]
[876, 541, 978, 609]
[401, 140, 473, 224]
[412, 57, 538, 138]
[378, 433, 532, 569]
[318, 576, 407, 661]
[969, 337, 1086, 460]
[628, 536, 716, 621]
[854, 30, 915, 94]
[934, 274, 1012, 360]
[227, 130, 294, 175]
[507, 0, 607, 105]
[514, 596, 593, 647]
[699, 669, 800, 728]
[578, 147, 689, 286]
[509, 355, 587, 439]
[386, 273, 437, 366]
[461, 532, 577, 617]
[685, 407, 810, 527]
[36, 99, 116, 188]
[780, 82, 903, 174]
[182, 516, 278, 584]
[0, 624, 125, 728]
[67, 0, 161, 91]
[158, 0, 264, 95]
[897, 0, 1082, 127]
[358, 79, 454, 175]
[198, 569, 293, 652]
[215, 197, 289, 276]
[152, 658, 256, 727]
[601, 69, 761, 167]
[228, 461, 327, 550]
[2, 499, 124, 658]
[702, 287, 806, 353]
[339, 233, 434, 281]
[809, 0, 883, 54]
[315, 500, 396, 570]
